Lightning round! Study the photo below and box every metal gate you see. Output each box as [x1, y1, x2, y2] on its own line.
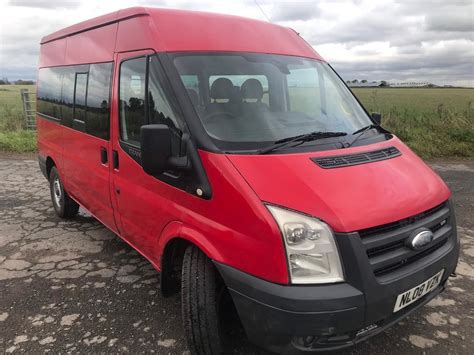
[20, 88, 36, 130]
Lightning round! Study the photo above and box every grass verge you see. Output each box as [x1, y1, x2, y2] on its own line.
[0, 131, 37, 153]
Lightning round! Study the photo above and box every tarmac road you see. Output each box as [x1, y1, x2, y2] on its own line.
[0, 155, 473, 354]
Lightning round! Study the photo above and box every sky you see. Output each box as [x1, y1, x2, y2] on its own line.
[0, 0, 473, 86]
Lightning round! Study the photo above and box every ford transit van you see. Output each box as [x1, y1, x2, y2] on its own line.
[37, 7, 459, 353]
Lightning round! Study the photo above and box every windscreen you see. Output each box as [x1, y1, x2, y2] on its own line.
[172, 53, 372, 151]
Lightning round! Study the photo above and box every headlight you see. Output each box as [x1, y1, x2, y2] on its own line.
[267, 205, 344, 284]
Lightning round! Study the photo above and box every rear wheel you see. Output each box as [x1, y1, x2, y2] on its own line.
[181, 244, 223, 355]
[49, 167, 79, 219]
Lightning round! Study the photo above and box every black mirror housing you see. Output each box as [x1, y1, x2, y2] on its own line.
[140, 124, 172, 175]
[371, 112, 382, 125]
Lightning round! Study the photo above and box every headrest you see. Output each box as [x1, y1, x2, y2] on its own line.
[241, 79, 263, 100]
[210, 78, 234, 100]
[186, 88, 199, 106]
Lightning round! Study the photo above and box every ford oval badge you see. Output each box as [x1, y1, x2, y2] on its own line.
[407, 229, 434, 250]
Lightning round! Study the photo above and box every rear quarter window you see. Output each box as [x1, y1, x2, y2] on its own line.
[37, 67, 63, 119]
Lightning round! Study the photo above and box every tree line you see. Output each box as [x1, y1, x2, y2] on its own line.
[0, 79, 36, 85]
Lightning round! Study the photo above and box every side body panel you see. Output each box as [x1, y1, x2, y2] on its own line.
[37, 38, 67, 178]
[153, 152, 288, 284]
[37, 117, 63, 178]
[38, 23, 118, 233]
[62, 127, 116, 232]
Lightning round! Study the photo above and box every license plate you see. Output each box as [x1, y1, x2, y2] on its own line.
[393, 270, 444, 313]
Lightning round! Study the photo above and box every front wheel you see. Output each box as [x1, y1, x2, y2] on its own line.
[49, 166, 79, 219]
[181, 245, 223, 354]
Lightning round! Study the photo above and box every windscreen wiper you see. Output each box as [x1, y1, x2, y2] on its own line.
[345, 124, 379, 148]
[258, 131, 347, 154]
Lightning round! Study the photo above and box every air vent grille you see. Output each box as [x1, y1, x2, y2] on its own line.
[312, 147, 401, 169]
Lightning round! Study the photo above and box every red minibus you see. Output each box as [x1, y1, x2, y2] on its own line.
[37, 7, 459, 354]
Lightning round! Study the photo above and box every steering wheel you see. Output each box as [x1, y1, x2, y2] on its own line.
[204, 111, 236, 123]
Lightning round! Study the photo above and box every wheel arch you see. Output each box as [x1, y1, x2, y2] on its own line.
[45, 156, 55, 179]
[158, 222, 225, 297]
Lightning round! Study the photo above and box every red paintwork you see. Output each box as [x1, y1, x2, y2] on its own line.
[37, 8, 450, 284]
[62, 126, 117, 233]
[39, 7, 322, 69]
[227, 137, 451, 233]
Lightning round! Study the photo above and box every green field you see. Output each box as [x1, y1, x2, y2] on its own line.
[0, 85, 37, 152]
[0, 85, 473, 157]
[353, 88, 474, 157]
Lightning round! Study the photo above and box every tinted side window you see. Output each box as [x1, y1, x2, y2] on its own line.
[60, 67, 76, 127]
[119, 57, 146, 146]
[148, 57, 182, 155]
[73, 72, 88, 132]
[37, 67, 63, 119]
[86, 63, 113, 140]
[148, 58, 180, 128]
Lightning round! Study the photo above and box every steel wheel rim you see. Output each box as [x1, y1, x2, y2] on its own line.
[53, 177, 62, 207]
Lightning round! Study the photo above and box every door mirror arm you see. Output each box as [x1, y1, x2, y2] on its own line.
[167, 155, 191, 170]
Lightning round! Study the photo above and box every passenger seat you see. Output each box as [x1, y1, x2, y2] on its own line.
[241, 79, 268, 114]
[205, 78, 241, 118]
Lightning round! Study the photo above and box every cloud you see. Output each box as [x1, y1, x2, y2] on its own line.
[324, 39, 474, 85]
[0, 0, 472, 86]
[426, 12, 474, 33]
[9, 0, 82, 9]
[271, 2, 320, 22]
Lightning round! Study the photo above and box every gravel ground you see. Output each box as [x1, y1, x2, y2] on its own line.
[0, 156, 473, 354]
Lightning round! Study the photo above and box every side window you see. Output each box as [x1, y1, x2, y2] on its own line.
[37, 67, 62, 119]
[148, 57, 182, 156]
[73, 72, 88, 129]
[86, 63, 113, 140]
[60, 67, 75, 127]
[148, 57, 180, 128]
[119, 57, 146, 146]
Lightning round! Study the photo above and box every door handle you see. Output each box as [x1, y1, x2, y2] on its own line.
[100, 147, 108, 164]
[112, 150, 119, 170]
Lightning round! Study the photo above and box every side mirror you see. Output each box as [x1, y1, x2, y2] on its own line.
[141, 124, 211, 199]
[371, 112, 382, 125]
[140, 124, 190, 176]
[140, 124, 173, 175]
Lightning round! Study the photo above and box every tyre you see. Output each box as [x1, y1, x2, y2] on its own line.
[181, 244, 223, 355]
[49, 166, 79, 219]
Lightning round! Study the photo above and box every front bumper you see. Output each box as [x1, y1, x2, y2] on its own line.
[214, 204, 460, 353]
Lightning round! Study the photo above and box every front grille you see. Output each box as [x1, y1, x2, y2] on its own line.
[373, 238, 448, 277]
[312, 147, 400, 169]
[359, 202, 446, 238]
[359, 201, 452, 279]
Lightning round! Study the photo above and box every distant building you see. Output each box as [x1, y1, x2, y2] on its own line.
[348, 81, 385, 88]
[389, 82, 436, 88]
[347, 81, 437, 88]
